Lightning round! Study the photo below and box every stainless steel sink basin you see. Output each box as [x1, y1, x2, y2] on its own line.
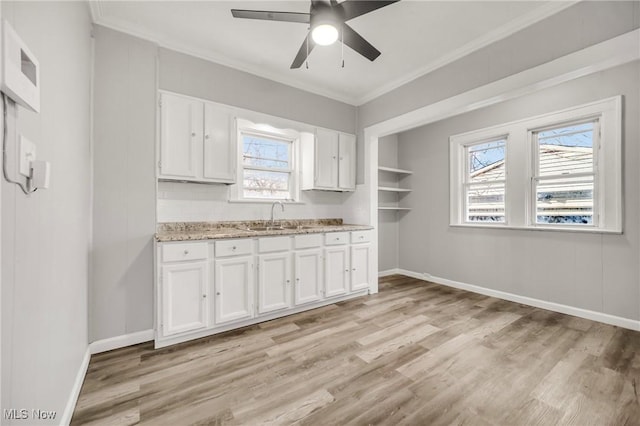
[282, 225, 315, 230]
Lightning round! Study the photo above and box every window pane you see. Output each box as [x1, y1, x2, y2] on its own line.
[243, 135, 290, 169]
[537, 122, 594, 177]
[536, 176, 593, 225]
[466, 182, 505, 223]
[468, 139, 506, 182]
[243, 169, 290, 200]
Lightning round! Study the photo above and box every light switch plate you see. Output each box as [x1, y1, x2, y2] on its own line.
[19, 135, 36, 177]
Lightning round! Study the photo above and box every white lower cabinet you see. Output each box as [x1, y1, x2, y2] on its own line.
[350, 244, 371, 292]
[156, 230, 372, 347]
[258, 252, 292, 314]
[161, 261, 209, 336]
[324, 246, 349, 297]
[214, 256, 254, 324]
[294, 249, 324, 305]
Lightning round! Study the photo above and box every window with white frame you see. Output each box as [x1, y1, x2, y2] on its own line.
[450, 96, 621, 232]
[234, 119, 300, 202]
[532, 120, 598, 225]
[464, 138, 507, 223]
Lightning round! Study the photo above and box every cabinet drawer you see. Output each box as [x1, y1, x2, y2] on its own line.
[351, 230, 372, 244]
[162, 242, 209, 262]
[294, 233, 323, 249]
[215, 239, 253, 257]
[258, 236, 291, 253]
[325, 232, 348, 245]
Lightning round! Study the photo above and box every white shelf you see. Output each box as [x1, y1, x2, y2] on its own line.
[378, 186, 412, 193]
[378, 166, 413, 175]
[378, 207, 411, 211]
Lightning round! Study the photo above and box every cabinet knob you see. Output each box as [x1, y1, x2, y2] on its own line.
[352, 268, 356, 271]
[296, 278, 300, 281]
[184, 250, 189, 255]
[216, 292, 221, 296]
[345, 269, 349, 272]
[232, 246, 237, 250]
[286, 280, 290, 284]
[205, 134, 210, 139]
[191, 132, 196, 137]
[202, 294, 207, 298]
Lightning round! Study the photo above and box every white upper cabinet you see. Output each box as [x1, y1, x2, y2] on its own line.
[338, 133, 356, 190]
[159, 92, 235, 184]
[160, 94, 201, 179]
[315, 128, 339, 189]
[203, 102, 235, 183]
[301, 129, 356, 192]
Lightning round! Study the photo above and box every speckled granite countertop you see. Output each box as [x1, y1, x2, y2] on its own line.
[156, 219, 373, 242]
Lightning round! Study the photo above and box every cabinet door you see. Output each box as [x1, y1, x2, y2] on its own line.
[350, 244, 371, 292]
[338, 133, 356, 190]
[203, 102, 235, 183]
[161, 262, 208, 336]
[214, 256, 254, 324]
[258, 253, 292, 314]
[315, 128, 339, 189]
[294, 249, 323, 305]
[324, 246, 349, 297]
[160, 93, 202, 179]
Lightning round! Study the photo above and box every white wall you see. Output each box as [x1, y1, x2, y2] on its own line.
[1, 1, 92, 423]
[397, 61, 640, 323]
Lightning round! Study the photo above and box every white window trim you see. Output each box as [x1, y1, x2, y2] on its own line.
[450, 96, 622, 233]
[230, 118, 302, 203]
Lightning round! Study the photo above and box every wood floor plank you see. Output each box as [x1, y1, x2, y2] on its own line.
[71, 277, 640, 425]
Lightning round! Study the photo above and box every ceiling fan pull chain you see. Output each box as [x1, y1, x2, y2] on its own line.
[341, 24, 345, 68]
[306, 32, 309, 69]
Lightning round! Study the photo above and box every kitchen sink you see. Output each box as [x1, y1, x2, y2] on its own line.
[237, 225, 317, 232]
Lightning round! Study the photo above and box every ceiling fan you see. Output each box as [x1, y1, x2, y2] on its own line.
[231, 0, 399, 69]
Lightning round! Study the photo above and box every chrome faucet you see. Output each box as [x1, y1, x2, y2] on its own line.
[270, 201, 285, 227]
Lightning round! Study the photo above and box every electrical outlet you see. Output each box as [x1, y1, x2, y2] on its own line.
[18, 135, 36, 177]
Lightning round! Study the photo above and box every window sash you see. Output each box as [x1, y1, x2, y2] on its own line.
[531, 119, 599, 227]
[463, 181, 506, 223]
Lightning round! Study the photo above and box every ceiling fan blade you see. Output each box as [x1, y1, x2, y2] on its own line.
[337, 1, 400, 21]
[291, 33, 315, 69]
[341, 23, 381, 62]
[231, 9, 310, 24]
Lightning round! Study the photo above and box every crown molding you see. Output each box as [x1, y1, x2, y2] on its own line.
[88, 0, 579, 107]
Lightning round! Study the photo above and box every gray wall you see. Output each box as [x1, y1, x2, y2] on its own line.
[357, 1, 640, 182]
[397, 61, 640, 322]
[91, 25, 157, 341]
[1, 1, 92, 422]
[159, 48, 357, 135]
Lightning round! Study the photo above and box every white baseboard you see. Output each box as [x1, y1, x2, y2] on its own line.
[60, 347, 90, 426]
[378, 268, 400, 277]
[398, 269, 640, 332]
[89, 329, 154, 355]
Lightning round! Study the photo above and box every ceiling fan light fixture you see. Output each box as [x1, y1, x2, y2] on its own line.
[311, 23, 339, 46]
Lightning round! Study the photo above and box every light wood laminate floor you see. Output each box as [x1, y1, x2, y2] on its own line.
[72, 275, 640, 425]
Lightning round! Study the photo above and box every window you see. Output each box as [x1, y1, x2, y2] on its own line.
[450, 96, 621, 233]
[464, 139, 507, 223]
[234, 119, 300, 202]
[532, 121, 597, 225]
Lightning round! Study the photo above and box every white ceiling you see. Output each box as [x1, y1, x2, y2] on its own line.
[90, 1, 576, 105]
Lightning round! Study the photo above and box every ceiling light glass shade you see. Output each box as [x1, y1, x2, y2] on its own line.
[311, 24, 339, 46]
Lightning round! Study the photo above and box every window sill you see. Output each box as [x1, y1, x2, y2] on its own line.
[449, 223, 622, 235]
